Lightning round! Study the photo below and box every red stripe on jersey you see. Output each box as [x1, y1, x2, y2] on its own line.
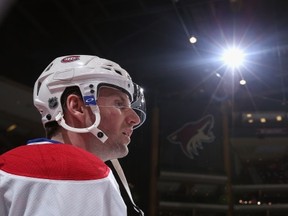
[0, 144, 109, 180]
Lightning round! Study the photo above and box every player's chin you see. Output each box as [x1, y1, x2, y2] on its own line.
[122, 134, 131, 145]
[122, 139, 131, 151]
[118, 146, 129, 159]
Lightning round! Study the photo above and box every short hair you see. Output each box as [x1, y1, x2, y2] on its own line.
[44, 86, 82, 138]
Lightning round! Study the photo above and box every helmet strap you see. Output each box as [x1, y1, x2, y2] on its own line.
[55, 105, 108, 143]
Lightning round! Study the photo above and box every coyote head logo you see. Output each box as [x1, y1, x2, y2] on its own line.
[167, 115, 215, 159]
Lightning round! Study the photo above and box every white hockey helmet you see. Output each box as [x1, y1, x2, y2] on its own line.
[33, 55, 146, 142]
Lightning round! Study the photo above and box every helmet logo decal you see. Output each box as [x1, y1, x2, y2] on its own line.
[61, 55, 80, 63]
[48, 97, 59, 109]
[84, 95, 96, 105]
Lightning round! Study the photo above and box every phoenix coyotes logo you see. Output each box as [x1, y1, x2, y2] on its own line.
[167, 115, 215, 159]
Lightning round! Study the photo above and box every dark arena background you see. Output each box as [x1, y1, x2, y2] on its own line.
[2, 0, 288, 215]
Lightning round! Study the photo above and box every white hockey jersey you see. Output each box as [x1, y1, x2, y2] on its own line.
[0, 139, 127, 216]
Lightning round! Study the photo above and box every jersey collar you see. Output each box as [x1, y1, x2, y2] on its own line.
[27, 138, 62, 145]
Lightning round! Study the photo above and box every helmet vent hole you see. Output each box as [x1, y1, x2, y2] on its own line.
[36, 81, 42, 96]
[114, 69, 122, 76]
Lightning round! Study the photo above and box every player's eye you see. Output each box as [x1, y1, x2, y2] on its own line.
[114, 101, 124, 108]
[115, 100, 131, 109]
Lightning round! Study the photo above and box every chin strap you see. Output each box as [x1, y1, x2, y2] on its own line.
[55, 105, 108, 143]
[111, 159, 144, 215]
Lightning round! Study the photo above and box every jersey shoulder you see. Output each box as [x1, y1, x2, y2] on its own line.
[0, 144, 109, 180]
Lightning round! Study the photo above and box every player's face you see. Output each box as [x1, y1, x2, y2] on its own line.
[96, 87, 140, 158]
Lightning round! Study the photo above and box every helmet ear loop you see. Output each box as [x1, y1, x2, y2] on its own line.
[89, 105, 108, 143]
[55, 105, 108, 143]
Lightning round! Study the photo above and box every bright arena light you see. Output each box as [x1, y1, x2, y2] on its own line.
[239, 79, 246, 85]
[189, 36, 197, 44]
[222, 47, 245, 69]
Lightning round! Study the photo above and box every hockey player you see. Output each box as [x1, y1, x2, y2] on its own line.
[0, 55, 146, 215]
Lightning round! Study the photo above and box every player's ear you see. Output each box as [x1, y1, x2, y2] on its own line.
[65, 94, 85, 116]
